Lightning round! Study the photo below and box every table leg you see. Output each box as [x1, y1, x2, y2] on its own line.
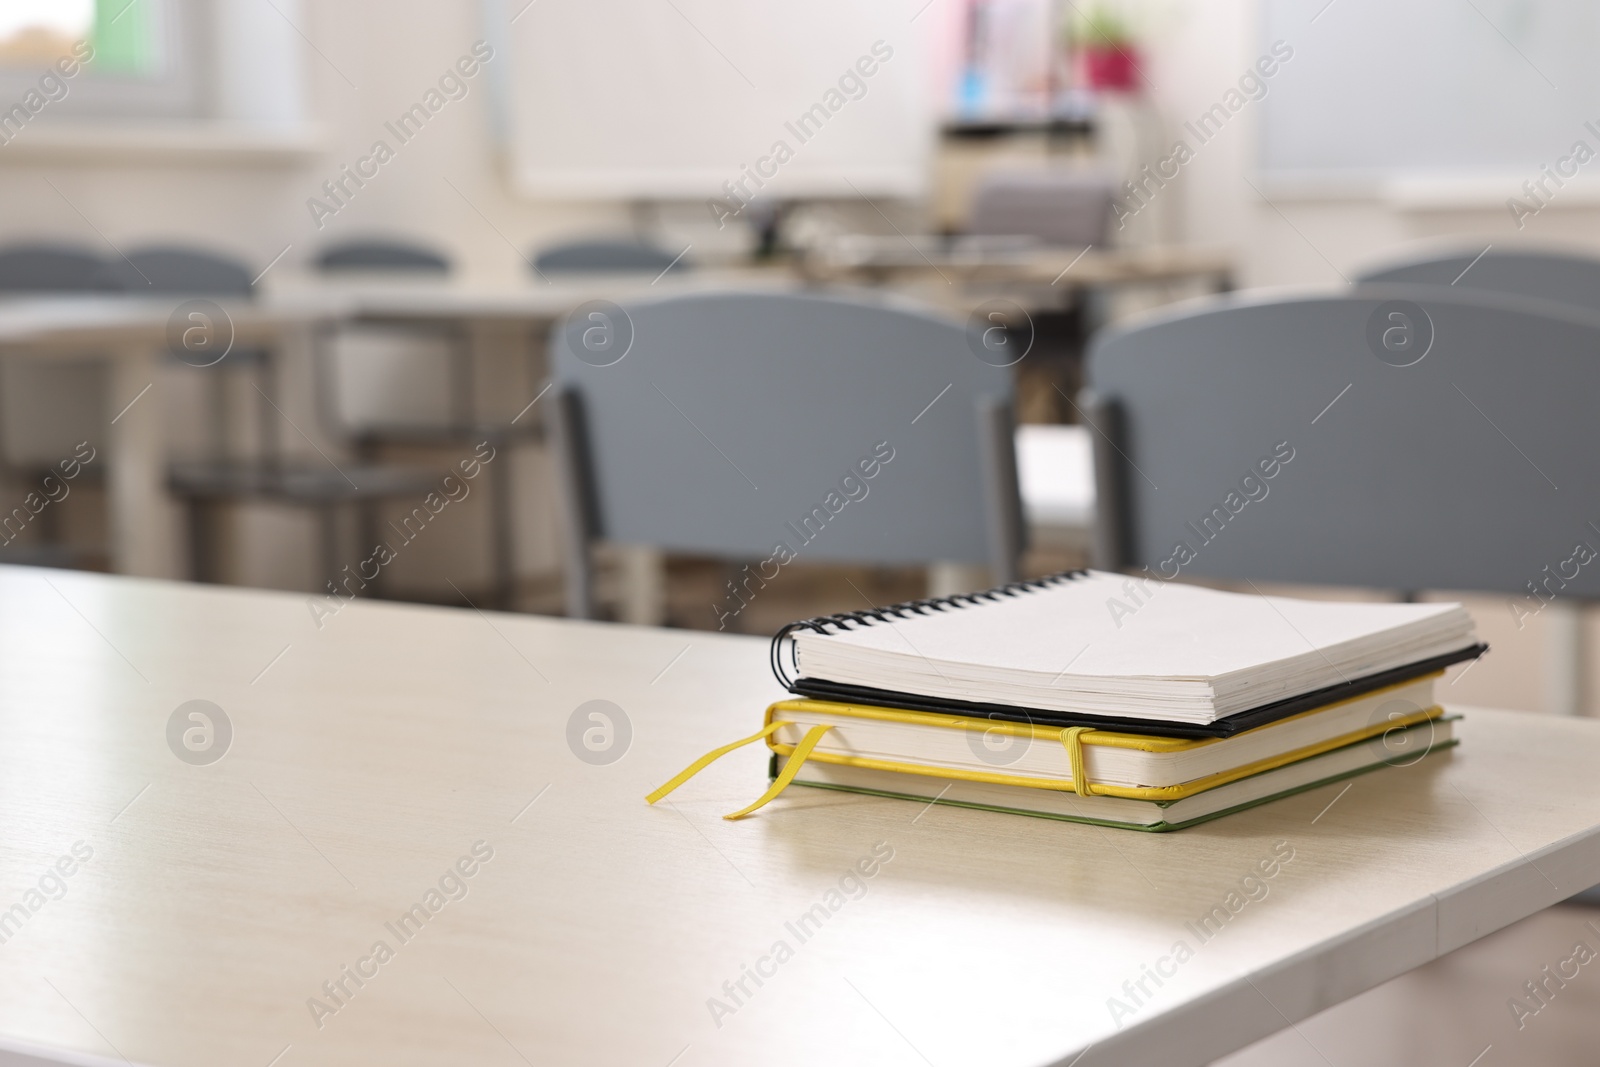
[1545, 599, 1586, 716]
[108, 343, 182, 579]
[928, 562, 989, 599]
[617, 545, 665, 625]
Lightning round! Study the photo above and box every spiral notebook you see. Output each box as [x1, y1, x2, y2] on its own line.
[770, 571, 1485, 738]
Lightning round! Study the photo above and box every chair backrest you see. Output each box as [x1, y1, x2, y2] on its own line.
[550, 290, 1022, 618]
[1082, 285, 1600, 598]
[0, 243, 120, 293]
[0, 243, 118, 467]
[316, 239, 452, 274]
[968, 170, 1116, 248]
[533, 238, 688, 276]
[111, 245, 256, 296]
[1356, 246, 1600, 313]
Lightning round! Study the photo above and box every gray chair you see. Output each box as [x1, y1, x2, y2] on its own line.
[0, 244, 120, 292]
[115, 243, 275, 490]
[317, 240, 451, 274]
[109, 245, 258, 295]
[312, 238, 520, 607]
[550, 289, 1023, 621]
[967, 169, 1117, 248]
[1356, 246, 1600, 312]
[532, 238, 689, 276]
[1353, 247, 1600, 899]
[120, 244, 443, 587]
[1083, 285, 1600, 593]
[0, 243, 120, 568]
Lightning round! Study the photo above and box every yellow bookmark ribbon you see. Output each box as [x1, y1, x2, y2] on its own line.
[643, 721, 834, 820]
[721, 724, 833, 820]
[1059, 726, 1098, 796]
[645, 721, 791, 805]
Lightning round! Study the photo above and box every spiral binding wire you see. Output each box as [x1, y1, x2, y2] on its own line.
[768, 570, 1090, 690]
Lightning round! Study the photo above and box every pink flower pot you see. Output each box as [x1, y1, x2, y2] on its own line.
[1082, 45, 1140, 92]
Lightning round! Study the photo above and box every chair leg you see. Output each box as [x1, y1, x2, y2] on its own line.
[352, 438, 387, 599]
[490, 437, 516, 610]
[317, 504, 341, 595]
[356, 500, 385, 598]
[185, 500, 213, 583]
[553, 388, 597, 620]
[37, 486, 63, 545]
[566, 545, 595, 620]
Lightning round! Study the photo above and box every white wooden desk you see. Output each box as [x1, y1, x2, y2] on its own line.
[259, 268, 800, 321]
[1, 566, 1598, 1067]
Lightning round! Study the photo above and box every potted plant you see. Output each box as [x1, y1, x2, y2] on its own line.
[1072, 4, 1141, 92]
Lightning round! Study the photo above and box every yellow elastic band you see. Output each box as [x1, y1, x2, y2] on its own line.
[1060, 726, 1097, 796]
[646, 721, 793, 805]
[722, 724, 833, 820]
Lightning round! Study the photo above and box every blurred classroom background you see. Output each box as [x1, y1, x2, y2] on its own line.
[0, 0, 1582, 713]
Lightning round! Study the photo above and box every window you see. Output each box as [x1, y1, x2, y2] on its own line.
[0, 3, 91, 64]
[0, 0, 204, 120]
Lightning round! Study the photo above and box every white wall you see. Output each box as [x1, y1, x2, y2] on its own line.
[1130, 0, 1600, 286]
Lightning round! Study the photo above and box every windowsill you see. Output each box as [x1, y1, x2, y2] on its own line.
[0, 121, 323, 164]
[1258, 170, 1600, 211]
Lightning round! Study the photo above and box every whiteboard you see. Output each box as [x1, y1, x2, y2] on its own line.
[498, 0, 936, 200]
[1259, 0, 1600, 179]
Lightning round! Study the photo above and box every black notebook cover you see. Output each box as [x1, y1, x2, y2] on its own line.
[769, 572, 1487, 739]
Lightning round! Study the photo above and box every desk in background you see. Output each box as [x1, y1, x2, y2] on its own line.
[0, 272, 800, 586]
[797, 239, 1235, 425]
[797, 236, 1235, 295]
[0, 297, 311, 579]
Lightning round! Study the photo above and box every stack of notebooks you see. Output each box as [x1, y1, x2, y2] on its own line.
[648, 571, 1485, 831]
